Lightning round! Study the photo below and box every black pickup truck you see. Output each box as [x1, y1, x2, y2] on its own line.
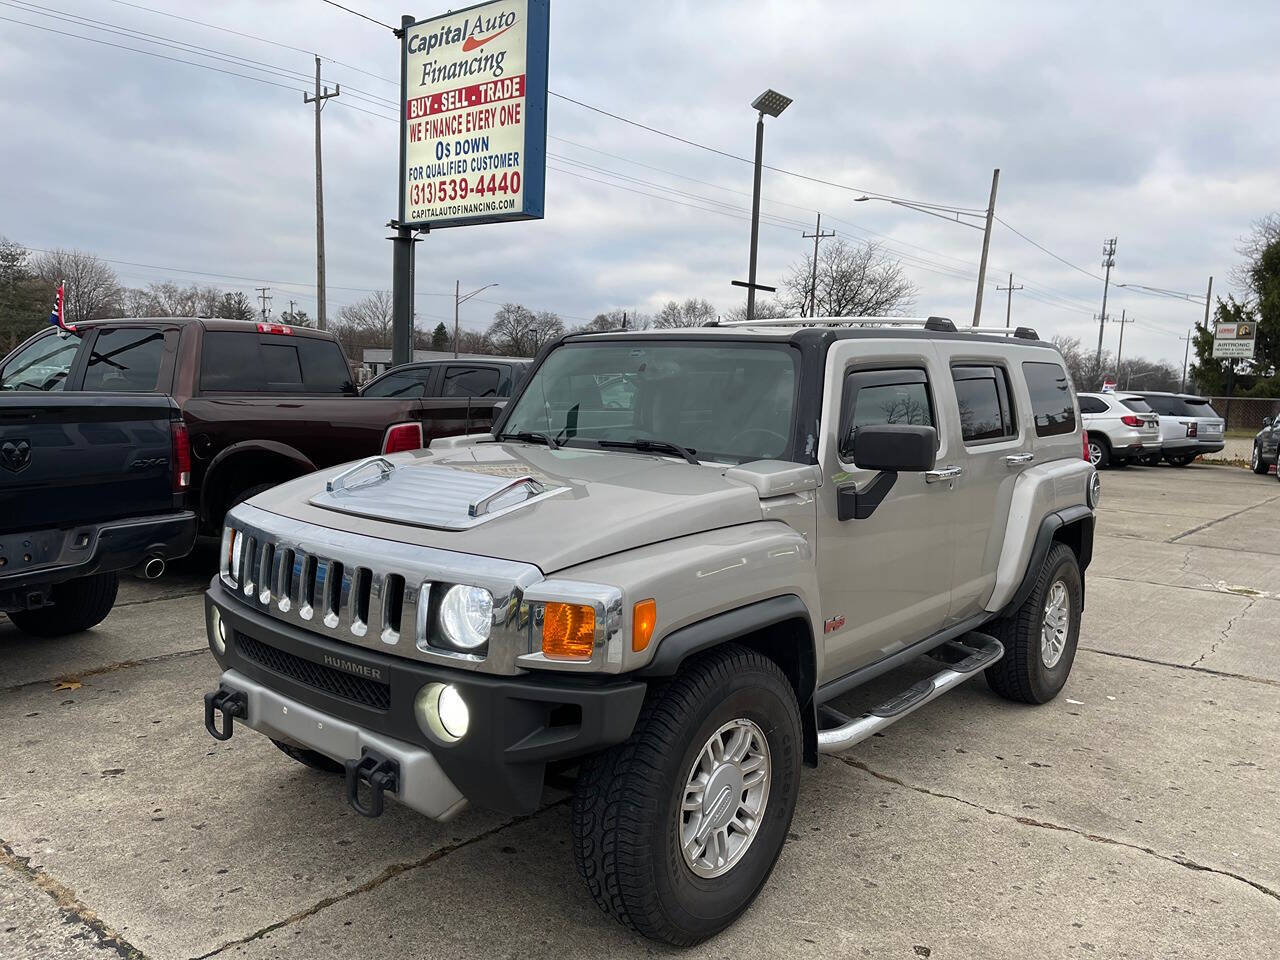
[1, 392, 196, 636]
[1, 319, 523, 531]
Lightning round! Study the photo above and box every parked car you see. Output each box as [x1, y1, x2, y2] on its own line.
[1251, 415, 1279, 475]
[1, 390, 196, 636]
[202, 317, 1096, 945]
[1130, 392, 1226, 465]
[360, 357, 529, 400]
[1076, 391, 1161, 467]
[0, 320, 518, 530]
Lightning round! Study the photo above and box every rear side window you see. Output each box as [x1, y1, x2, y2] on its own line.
[1183, 398, 1221, 418]
[363, 370, 429, 398]
[200, 332, 351, 393]
[1120, 397, 1153, 413]
[0, 332, 79, 391]
[1022, 362, 1076, 437]
[1077, 396, 1108, 414]
[952, 366, 1016, 441]
[441, 365, 500, 397]
[1142, 395, 1190, 416]
[839, 367, 934, 460]
[82, 329, 166, 392]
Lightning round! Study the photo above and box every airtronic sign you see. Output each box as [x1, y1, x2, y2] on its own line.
[1213, 320, 1256, 359]
[400, 0, 549, 229]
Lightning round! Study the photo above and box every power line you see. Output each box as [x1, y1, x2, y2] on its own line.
[994, 216, 1105, 282]
[318, 0, 395, 32]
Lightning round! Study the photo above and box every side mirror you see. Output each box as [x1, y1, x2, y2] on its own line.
[1264, 416, 1273, 428]
[492, 399, 508, 419]
[838, 425, 937, 521]
[850, 424, 937, 472]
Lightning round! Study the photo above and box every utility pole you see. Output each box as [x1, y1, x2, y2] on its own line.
[746, 112, 765, 322]
[255, 286, 271, 321]
[1114, 309, 1135, 369]
[287, 299, 297, 322]
[802, 212, 835, 317]
[996, 272, 1023, 328]
[453, 280, 461, 358]
[1179, 329, 1194, 393]
[971, 168, 999, 327]
[1095, 237, 1117, 367]
[304, 56, 340, 331]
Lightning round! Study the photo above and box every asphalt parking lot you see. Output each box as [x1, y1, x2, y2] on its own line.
[3, 462, 1278, 960]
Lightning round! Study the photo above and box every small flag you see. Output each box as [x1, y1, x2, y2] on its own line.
[48, 280, 75, 333]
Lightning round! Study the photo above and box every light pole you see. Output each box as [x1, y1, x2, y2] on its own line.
[454, 282, 499, 358]
[743, 89, 791, 322]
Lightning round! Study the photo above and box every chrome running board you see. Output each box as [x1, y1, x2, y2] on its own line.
[816, 632, 1004, 754]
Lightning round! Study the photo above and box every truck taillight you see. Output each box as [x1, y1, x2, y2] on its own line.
[382, 421, 424, 454]
[1082, 430, 1090, 462]
[256, 322, 293, 335]
[171, 421, 191, 492]
[1186, 422, 1198, 437]
[1120, 415, 1144, 427]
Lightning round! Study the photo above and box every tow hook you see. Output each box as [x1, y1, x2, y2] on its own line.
[344, 748, 400, 818]
[204, 686, 247, 741]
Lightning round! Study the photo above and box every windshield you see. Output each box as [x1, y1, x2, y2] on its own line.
[500, 341, 799, 463]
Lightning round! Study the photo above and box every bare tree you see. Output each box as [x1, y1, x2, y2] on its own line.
[487, 304, 563, 356]
[782, 239, 915, 317]
[31, 247, 121, 324]
[723, 297, 790, 322]
[653, 298, 716, 328]
[1232, 213, 1280, 292]
[580, 308, 653, 332]
[335, 290, 394, 344]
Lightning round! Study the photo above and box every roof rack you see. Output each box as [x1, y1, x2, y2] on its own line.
[716, 316, 954, 330]
[970, 325, 1041, 340]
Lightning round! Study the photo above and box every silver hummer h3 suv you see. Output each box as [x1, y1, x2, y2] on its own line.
[203, 316, 1098, 946]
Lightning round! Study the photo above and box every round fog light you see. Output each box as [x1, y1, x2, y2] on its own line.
[210, 605, 227, 655]
[415, 682, 469, 742]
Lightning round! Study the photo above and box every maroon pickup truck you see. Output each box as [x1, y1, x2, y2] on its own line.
[0, 318, 525, 530]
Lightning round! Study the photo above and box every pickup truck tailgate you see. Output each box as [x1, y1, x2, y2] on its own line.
[0, 394, 180, 534]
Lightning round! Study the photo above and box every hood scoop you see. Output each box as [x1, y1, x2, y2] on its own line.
[309, 457, 567, 530]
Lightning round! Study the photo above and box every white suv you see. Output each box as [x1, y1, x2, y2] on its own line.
[1077, 392, 1161, 468]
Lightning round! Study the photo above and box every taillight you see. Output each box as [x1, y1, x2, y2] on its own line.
[1187, 422, 1198, 438]
[382, 421, 424, 454]
[1120, 415, 1144, 427]
[1082, 430, 1090, 462]
[256, 322, 293, 335]
[171, 421, 191, 492]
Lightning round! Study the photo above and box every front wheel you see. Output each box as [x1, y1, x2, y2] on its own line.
[1252, 444, 1268, 474]
[572, 645, 802, 946]
[986, 543, 1082, 704]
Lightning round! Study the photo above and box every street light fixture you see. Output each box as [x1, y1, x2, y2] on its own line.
[454, 281, 499, 358]
[742, 88, 792, 322]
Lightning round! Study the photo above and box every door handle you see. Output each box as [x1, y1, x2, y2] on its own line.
[924, 466, 963, 484]
[1004, 453, 1034, 466]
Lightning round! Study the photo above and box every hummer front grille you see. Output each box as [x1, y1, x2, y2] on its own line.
[220, 502, 542, 675]
[236, 633, 392, 711]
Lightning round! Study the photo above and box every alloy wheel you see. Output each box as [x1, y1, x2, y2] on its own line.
[678, 718, 771, 879]
[1041, 580, 1070, 668]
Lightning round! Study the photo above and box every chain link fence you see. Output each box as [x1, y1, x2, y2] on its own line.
[1207, 396, 1280, 432]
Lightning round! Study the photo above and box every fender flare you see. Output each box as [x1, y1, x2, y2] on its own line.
[998, 505, 1094, 618]
[200, 440, 316, 521]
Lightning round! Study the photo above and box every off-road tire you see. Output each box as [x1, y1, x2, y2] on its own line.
[270, 739, 345, 774]
[986, 543, 1082, 704]
[8, 572, 119, 638]
[571, 645, 802, 946]
[1086, 436, 1110, 469]
[1251, 444, 1268, 474]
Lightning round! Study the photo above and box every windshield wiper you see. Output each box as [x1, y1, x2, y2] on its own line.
[597, 438, 699, 465]
[495, 431, 560, 450]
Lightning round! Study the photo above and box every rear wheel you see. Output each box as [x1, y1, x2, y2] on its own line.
[8, 573, 119, 638]
[1166, 453, 1196, 467]
[572, 645, 801, 946]
[1140, 453, 1162, 466]
[1252, 444, 1268, 474]
[271, 739, 345, 774]
[986, 543, 1082, 704]
[1087, 436, 1110, 468]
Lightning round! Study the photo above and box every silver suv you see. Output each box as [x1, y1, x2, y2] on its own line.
[202, 318, 1097, 946]
[1132, 392, 1226, 466]
[1077, 391, 1161, 468]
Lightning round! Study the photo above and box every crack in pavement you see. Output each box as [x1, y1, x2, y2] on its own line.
[1167, 494, 1280, 543]
[1191, 597, 1259, 667]
[838, 758, 1280, 906]
[1078, 646, 1280, 687]
[191, 799, 568, 959]
[1, 838, 147, 960]
[1090, 573, 1278, 603]
[114, 589, 207, 608]
[1, 647, 208, 694]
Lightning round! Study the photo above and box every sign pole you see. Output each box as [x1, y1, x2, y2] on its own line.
[391, 13, 418, 369]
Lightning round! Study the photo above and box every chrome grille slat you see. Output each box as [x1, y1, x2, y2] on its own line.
[221, 503, 543, 675]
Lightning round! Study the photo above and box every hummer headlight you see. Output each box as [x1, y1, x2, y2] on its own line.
[439, 584, 493, 650]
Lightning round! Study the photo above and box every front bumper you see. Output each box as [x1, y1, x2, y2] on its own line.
[204, 580, 647, 818]
[0, 511, 197, 611]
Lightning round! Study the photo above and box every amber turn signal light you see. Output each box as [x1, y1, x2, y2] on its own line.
[632, 599, 657, 652]
[542, 602, 596, 660]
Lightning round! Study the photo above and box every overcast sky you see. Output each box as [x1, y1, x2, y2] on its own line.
[2, 0, 1277, 365]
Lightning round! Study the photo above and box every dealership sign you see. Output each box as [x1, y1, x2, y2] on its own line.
[400, 0, 548, 229]
[1212, 320, 1256, 359]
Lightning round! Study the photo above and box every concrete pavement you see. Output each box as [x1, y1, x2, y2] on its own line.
[2, 460, 1278, 958]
